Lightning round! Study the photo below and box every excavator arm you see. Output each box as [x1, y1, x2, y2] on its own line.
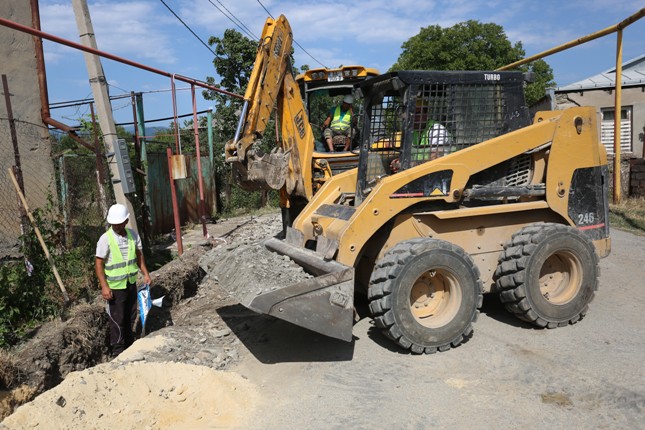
[225, 15, 314, 200]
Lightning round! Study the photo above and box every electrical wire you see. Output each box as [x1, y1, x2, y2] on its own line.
[206, 0, 257, 40]
[254, 0, 327, 68]
[255, 0, 273, 18]
[50, 87, 194, 110]
[159, 0, 217, 56]
[211, 0, 257, 40]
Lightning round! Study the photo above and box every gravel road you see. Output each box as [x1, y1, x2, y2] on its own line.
[223, 224, 645, 430]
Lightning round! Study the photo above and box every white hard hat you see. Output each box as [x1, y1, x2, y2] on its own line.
[106, 203, 130, 224]
[343, 94, 354, 104]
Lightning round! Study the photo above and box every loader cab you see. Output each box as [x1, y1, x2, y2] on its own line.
[296, 66, 379, 152]
[355, 71, 532, 202]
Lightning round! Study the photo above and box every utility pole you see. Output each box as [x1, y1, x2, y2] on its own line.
[72, 0, 138, 232]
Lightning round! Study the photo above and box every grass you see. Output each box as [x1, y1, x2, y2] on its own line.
[609, 197, 645, 235]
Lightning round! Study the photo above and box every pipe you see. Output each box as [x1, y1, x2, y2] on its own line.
[0, 15, 242, 100]
[207, 107, 213, 164]
[30, 0, 96, 152]
[166, 147, 183, 256]
[613, 30, 623, 204]
[233, 100, 249, 146]
[192, 84, 208, 237]
[43, 117, 96, 152]
[497, 8, 645, 71]
[171, 75, 180, 154]
[496, 7, 645, 204]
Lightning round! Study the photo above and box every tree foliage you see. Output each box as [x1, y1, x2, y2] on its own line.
[203, 29, 281, 212]
[390, 20, 555, 106]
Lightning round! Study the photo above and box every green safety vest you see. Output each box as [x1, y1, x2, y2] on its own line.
[411, 121, 454, 162]
[104, 228, 138, 290]
[330, 106, 351, 132]
[412, 120, 438, 147]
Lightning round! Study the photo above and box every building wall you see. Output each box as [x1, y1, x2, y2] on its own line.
[556, 87, 645, 158]
[0, 2, 56, 258]
[630, 158, 645, 197]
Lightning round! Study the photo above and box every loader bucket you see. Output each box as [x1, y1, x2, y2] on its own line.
[212, 238, 355, 342]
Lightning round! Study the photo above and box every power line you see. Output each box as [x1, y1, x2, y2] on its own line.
[159, 0, 217, 56]
[292, 37, 327, 69]
[50, 87, 194, 110]
[211, 0, 257, 40]
[255, 0, 273, 18]
[206, 0, 257, 40]
[115, 109, 212, 127]
[254, 0, 327, 69]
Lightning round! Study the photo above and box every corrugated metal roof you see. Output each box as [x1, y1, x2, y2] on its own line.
[556, 53, 645, 91]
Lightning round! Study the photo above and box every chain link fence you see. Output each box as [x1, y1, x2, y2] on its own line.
[0, 117, 57, 259]
[0, 116, 117, 261]
[56, 147, 114, 248]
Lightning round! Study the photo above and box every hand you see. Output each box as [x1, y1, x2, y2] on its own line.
[101, 284, 113, 300]
[143, 273, 152, 285]
[390, 158, 401, 173]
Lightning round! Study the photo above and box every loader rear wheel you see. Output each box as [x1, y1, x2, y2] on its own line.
[367, 239, 483, 354]
[495, 223, 599, 328]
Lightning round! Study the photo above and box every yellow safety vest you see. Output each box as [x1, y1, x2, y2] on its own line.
[331, 106, 352, 133]
[104, 228, 138, 290]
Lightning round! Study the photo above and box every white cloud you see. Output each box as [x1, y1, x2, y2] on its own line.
[39, 1, 179, 65]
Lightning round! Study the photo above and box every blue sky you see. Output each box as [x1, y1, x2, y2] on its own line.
[36, 0, 645, 129]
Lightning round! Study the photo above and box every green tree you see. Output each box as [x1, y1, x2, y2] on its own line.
[203, 28, 283, 212]
[390, 20, 555, 105]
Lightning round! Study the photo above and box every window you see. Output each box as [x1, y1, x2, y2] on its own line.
[601, 107, 632, 155]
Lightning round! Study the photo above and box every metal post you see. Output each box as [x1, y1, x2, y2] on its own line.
[171, 75, 180, 154]
[135, 93, 147, 164]
[135, 93, 151, 242]
[613, 30, 623, 204]
[207, 107, 214, 164]
[2, 75, 25, 196]
[167, 147, 183, 256]
[2, 74, 28, 233]
[192, 84, 208, 237]
[207, 106, 218, 215]
[58, 156, 70, 244]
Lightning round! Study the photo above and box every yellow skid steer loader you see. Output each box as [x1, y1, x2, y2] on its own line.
[217, 70, 610, 353]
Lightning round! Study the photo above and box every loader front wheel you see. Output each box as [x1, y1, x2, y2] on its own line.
[495, 223, 599, 328]
[368, 239, 483, 354]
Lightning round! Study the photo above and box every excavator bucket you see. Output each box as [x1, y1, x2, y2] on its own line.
[211, 236, 355, 342]
[232, 149, 289, 191]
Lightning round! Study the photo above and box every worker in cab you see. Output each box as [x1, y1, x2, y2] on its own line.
[390, 100, 453, 173]
[322, 94, 355, 151]
[95, 203, 152, 357]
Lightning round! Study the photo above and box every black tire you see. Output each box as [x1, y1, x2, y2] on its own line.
[367, 239, 483, 354]
[495, 223, 599, 328]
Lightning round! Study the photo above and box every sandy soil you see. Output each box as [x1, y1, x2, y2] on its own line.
[2, 335, 260, 430]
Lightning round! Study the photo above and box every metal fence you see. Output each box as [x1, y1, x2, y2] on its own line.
[0, 118, 223, 261]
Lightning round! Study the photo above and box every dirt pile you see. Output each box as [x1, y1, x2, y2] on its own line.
[0, 213, 283, 427]
[201, 241, 313, 304]
[1, 361, 259, 429]
[0, 242, 214, 421]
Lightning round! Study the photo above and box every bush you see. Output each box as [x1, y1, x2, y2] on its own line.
[0, 205, 98, 348]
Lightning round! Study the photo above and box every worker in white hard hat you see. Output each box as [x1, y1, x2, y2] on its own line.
[322, 94, 356, 151]
[95, 203, 151, 357]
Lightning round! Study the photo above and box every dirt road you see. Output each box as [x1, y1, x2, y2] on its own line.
[3, 215, 643, 429]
